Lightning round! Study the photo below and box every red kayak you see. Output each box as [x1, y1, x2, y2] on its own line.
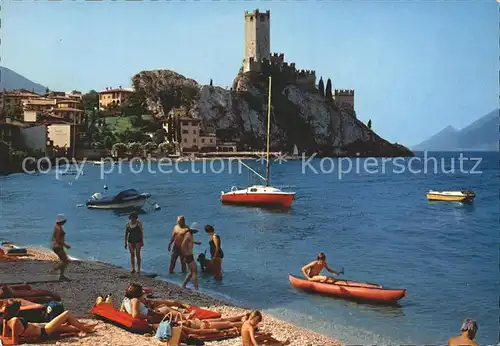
[288, 274, 406, 304]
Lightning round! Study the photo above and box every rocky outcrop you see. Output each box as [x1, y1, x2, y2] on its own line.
[132, 69, 413, 157]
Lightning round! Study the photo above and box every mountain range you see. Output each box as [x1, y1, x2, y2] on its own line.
[412, 109, 498, 151]
[0, 66, 47, 94]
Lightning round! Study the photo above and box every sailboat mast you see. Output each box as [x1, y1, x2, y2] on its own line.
[265, 76, 272, 186]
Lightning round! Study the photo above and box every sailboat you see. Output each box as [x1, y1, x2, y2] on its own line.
[220, 76, 296, 209]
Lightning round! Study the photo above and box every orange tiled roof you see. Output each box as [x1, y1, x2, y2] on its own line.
[99, 88, 133, 94]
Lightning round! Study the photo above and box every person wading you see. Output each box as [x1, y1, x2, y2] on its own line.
[50, 214, 71, 281]
[448, 319, 479, 346]
[205, 225, 224, 281]
[181, 222, 201, 290]
[168, 216, 189, 274]
[124, 212, 144, 274]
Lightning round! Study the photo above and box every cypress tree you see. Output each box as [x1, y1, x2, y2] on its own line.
[367, 119, 372, 129]
[325, 78, 332, 99]
[318, 77, 325, 98]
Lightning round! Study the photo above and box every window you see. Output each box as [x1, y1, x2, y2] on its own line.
[250, 188, 257, 192]
[193, 138, 196, 143]
[201, 139, 205, 143]
[193, 130, 197, 134]
[182, 130, 188, 134]
[184, 138, 187, 143]
[182, 121, 189, 126]
[210, 139, 213, 143]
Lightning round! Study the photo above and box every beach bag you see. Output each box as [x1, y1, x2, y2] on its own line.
[44, 301, 64, 322]
[155, 311, 182, 345]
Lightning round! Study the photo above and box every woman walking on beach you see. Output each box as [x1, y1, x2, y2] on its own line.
[205, 225, 224, 281]
[2, 300, 97, 344]
[124, 212, 144, 274]
[51, 214, 71, 281]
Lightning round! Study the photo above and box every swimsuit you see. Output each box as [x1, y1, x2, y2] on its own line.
[9, 317, 49, 340]
[183, 254, 194, 264]
[209, 235, 224, 259]
[172, 245, 182, 258]
[52, 228, 66, 254]
[127, 223, 142, 244]
[122, 297, 149, 316]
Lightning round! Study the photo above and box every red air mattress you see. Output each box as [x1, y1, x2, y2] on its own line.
[186, 306, 221, 319]
[91, 304, 152, 334]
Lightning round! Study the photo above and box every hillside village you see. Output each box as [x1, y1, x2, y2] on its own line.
[0, 9, 412, 175]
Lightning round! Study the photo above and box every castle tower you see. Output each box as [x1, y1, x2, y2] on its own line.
[243, 9, 270, 72]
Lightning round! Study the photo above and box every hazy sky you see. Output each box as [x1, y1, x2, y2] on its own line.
[2, 1, 497, 145]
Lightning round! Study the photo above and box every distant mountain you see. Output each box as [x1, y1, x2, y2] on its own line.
[413, 110, 498, 151]
[0, 66, 46, 94]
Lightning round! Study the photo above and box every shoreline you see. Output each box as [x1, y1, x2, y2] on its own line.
[2, 247, 342, 346]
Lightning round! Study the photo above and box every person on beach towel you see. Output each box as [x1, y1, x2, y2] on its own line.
[50, 214, 71, 281]
[168, 216, 189, 274]
[1, 299, 97, 344]
[124, 212, 144, 274]
[241, 310, 262, 346]
[181, 222, 201, 290]
[301, 252, 343, 283]
[448, 319, 479, 346]
[120, 283, 195, 323]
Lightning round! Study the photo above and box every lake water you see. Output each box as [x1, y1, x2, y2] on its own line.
[0, 151, 498, 344]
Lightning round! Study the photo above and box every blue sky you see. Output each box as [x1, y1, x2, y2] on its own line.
[2, 1, 497, 145]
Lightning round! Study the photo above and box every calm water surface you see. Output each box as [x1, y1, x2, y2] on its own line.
[0, 152, 498, 344]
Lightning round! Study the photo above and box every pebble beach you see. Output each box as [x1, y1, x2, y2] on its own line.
[1, 248, 342, 346]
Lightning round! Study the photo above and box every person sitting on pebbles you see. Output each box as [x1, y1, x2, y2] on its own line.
[1, 300, 97, 344]
[120, 283, 195, 323]
[240, 311, 290, 346]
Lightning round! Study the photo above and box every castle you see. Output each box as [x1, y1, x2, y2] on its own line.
[242, 9, 354, 109]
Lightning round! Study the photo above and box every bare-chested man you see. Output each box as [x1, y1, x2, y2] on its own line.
[448, 319, 479, 346]
[181, 222, 201, 290]
[168, 216, 189, 274]
[301, 252, 343, 283]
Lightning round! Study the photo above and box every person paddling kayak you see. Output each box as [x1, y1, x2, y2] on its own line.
[301, 252, 343, 283]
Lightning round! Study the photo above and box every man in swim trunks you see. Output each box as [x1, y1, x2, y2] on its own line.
[301, 252, 343, 283]
[181, 222, 201, 290]
[168, 216, 189, 274]
[448, 319, 479, 346]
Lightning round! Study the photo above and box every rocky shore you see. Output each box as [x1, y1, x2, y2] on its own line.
[2, 248, 342, 346]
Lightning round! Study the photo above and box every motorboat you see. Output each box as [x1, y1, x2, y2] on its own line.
[220, 76, 296, 209]
[426, 190, 475, 202]
[86, 189, 151, 209]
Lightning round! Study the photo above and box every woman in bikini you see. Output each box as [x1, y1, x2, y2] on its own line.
[51, 214, 71, 281]
[205, 225, 224, 281]
[124, 212, 143, 274]
[1, 300, 97, 344]
[120, 283, 195, 323]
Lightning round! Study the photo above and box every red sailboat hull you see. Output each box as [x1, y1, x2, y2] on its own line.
[220, 192, 295, 208]
[288, 274, 406, 303]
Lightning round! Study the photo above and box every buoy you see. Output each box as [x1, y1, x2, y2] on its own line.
[154, 203, 161, 210]
[103, 185, 108, 190]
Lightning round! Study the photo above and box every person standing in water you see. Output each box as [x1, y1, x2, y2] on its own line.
[51, 214, 71, 281]
[205, 225, 224, 281]
[181, 222, 201, 290]
[124, 212, 144, 274]
[168, 216, 189, 274]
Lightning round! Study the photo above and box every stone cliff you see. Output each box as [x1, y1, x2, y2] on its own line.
[132, 69, 413, 157]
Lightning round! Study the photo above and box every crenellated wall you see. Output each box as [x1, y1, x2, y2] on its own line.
[334, 89, 355, 109]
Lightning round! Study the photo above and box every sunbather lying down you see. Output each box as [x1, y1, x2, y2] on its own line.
[120, 283, 195, 323]
[179, 312, 250, 335]
[1, 300, 97, 345]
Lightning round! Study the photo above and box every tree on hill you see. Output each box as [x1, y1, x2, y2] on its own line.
[325, 78, 332, 99]
[210, 79, 213, 86]
[112, 143, 127, 157]
[318, 77, 325, 98]
[121, 91, 148, 117]
[367, 119, 372, 129]
[82, 90, 99, 110]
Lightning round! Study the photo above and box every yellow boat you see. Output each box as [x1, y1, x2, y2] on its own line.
[426, 190, 475, 202]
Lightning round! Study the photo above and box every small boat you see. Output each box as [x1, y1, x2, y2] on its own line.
[288, 274, 406, 304]
[220, 76, 296, 209]
[86, 189, 151, 209]
[426, 190, 475, 202]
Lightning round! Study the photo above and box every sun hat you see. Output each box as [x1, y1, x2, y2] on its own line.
[56, 214, 67, 223]
[189, 222, 200, 234]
